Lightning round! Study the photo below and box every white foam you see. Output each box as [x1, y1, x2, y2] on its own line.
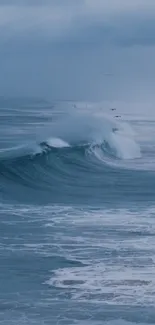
[46, 261, 155, 305]
[42, 206, 155, 306]
[46, 137, 70, 148]
[1, 203, 155, 306]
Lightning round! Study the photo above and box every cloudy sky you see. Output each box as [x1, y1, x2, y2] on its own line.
[0, 0, 155, 101]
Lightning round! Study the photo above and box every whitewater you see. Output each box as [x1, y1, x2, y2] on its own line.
[0, 98, 155, 325]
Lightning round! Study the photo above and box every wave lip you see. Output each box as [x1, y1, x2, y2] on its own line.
[45, 137, 70, 148]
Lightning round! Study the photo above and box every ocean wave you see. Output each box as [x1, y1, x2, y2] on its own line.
[0, 113, 142, 190]
[0, 111, 154, 205]
[0, 112, 141, 161]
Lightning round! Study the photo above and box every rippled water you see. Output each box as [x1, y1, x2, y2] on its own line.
[0, 98, 155, 324]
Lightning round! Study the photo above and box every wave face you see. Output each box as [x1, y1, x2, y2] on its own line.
[0, 102, 155, 206]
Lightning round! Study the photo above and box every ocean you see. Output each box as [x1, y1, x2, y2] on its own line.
[0, 97, 155, 325]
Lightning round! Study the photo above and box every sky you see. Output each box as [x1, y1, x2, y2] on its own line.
[0, 0, 155, 101]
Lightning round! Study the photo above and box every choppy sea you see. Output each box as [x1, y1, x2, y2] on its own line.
[0, 97, 155, 325]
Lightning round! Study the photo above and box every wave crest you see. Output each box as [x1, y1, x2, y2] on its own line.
[41, 112, 141, 161]
[0, 112, 141, 164]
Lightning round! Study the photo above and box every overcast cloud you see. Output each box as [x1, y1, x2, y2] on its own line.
[0, 1, 155, 101]
[0, 0, 155, 44]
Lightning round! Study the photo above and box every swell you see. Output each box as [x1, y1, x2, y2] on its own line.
[0, 111, 154, 205]
[0, 143, 105, 190]
[0, 139, 154, 207]
[0, 131, 141, 188]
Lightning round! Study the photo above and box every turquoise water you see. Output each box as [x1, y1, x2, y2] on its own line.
[0, 98, 155, 324]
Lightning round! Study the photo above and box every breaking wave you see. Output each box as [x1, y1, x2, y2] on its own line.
[0, 111, 150, 205]
[0, 112, 141, 161]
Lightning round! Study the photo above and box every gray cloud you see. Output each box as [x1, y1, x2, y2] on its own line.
[0, 1, 155, 101]
[0, 0, 81, 6]
[0, 2, 155, 47]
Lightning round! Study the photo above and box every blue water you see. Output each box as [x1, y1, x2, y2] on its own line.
[0, 97, 155, 324]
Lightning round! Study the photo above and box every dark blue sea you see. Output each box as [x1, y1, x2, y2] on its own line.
[0, 97, 155, 325]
